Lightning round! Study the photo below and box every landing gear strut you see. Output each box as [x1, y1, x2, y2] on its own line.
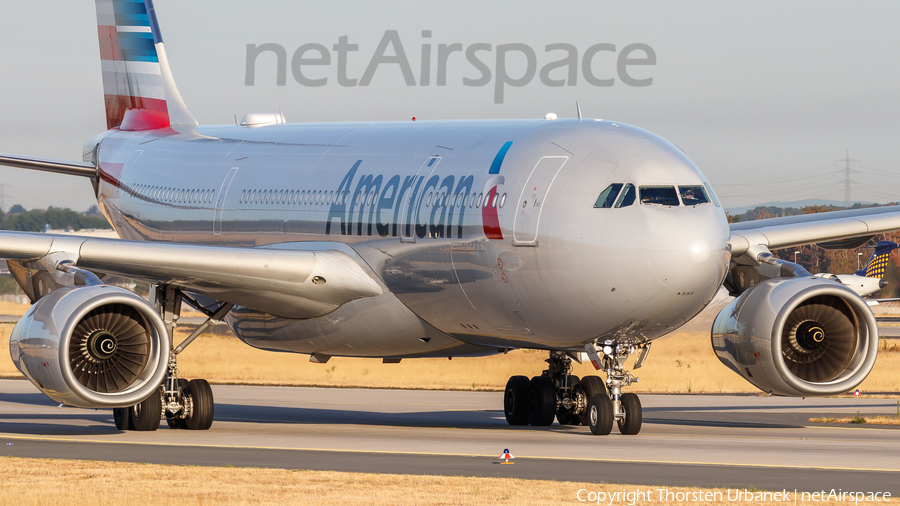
[585, 339, 646, 435]
[114, 285, 231, 432]
[502, 343, 648, 436]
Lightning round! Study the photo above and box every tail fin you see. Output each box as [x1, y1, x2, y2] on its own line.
[856, 241, 898, 277]
[95, 0, 197, 130]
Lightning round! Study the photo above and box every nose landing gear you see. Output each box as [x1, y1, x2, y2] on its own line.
[502, 343, 648, 436]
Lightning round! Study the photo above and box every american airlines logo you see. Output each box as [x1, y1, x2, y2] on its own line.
[245, 31, 656, 103]
[325, 142, 512, 239]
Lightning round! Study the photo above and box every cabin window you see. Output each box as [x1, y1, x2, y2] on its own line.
[594, 183, 623, 208]
[476, 193, 483, 208]
[639, 186, 680, 206]
[678, 186, 709, 206]
[615, 184, 636, 208]
[499, 193, 507, 208]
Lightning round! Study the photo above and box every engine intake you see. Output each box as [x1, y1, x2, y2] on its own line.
[9, 285, 169, 408]
[712, 277, 878, 397]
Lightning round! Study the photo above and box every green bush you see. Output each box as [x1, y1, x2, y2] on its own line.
[0, 206, 112, 232]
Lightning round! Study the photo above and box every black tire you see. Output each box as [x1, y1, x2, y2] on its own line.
[576, 376, 607, 426]
[556, 410, 580, 425]
[184, 379, 214, 430]
[131, 389, 162, 432]
[617, 393, 642, 435]
[166, 379, 190, 430]
[588, 393, 614, 436]
[527, 376, 557, 426]
[113, 407, 131, 431]
[504, 375, 531, 426]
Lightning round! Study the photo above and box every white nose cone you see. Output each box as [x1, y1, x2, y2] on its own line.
[688, 240, 711, 264]
[544, 113, 558, 120]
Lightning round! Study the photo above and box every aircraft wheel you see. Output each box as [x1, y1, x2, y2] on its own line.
[131, 389, 162, 432]
[113, 407, 131, 431]
[576, 376, 607, 426]
[556, 410, 580, 425]
[504, 375, 530, 426]
[528, 376, 557, 426]
[617, 393, 643, 435]
[166, 379, 190, 430]
[184, 379, 215, 430]
[588, 394, 614, 436]
[556, 374, 580, 425]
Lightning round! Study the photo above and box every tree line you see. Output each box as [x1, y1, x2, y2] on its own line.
[0, 205, 112, 232]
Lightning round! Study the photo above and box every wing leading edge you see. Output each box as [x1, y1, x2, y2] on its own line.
[0, 231, 382, 319]
[728, 206, 900, 257]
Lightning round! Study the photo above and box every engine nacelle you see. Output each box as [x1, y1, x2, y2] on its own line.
[712, 276, 878, 397]
[9, 285, 170, 408]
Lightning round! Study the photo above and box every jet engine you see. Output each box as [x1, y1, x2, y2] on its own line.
[9, 285, 170, 408]
[712, 276, 878, 396]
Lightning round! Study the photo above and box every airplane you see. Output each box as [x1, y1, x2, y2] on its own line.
[1, 0, 899, 436]
[813, 241, 898, 297]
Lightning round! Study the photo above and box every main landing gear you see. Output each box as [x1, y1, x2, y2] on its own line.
[503, 342, 649, 436]
[114, 286, 232, 432]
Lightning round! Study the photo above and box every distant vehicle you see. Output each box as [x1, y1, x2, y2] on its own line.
[814, 241, 899, 297]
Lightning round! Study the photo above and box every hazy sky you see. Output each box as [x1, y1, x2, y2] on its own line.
[1, 1, 899, 212]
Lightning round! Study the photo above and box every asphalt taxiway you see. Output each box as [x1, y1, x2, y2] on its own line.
[0, 379, 898, 493]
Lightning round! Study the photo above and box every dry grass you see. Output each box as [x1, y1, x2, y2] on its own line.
[0, 302, 28, 316]
[1, 299, 899, 394]
[810, 415, 900, 425]
[0, 457, 849, 506]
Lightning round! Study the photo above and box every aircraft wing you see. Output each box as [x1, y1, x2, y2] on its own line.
[0, 231, 382, 319]
[728, 206, 900, 256]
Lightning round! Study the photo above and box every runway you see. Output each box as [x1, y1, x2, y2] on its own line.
[0, 379, 898, 493]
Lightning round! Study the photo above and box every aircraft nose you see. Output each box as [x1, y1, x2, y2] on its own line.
[645, 207, 730, 295]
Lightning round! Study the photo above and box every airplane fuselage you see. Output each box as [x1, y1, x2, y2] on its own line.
[90, 118, 731, 359]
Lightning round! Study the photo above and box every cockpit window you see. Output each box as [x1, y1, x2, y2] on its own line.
[703, 182, 721, 207]
[594, 183, 623, 208]
[639, 186, 680, 206]
[678, 185, 710, 206]
[615, 184, 636, 208]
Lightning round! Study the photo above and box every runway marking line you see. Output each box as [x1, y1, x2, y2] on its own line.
[1, 434, 898, 473]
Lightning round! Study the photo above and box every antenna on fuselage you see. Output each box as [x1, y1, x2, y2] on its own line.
[576, 101, 583, 123]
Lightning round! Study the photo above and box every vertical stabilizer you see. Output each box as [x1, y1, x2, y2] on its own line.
[95, 0, 198, 130]
[857, 241, 898, 277]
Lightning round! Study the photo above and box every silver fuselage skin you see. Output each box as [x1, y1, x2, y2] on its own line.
[89, 118, 731, 359]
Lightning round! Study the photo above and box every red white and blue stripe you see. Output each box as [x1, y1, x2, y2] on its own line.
[95, 0, 195, 131]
